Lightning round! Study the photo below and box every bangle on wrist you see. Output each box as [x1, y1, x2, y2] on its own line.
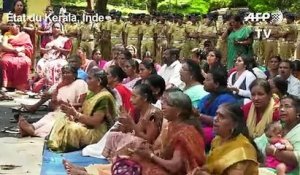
[76, 112, 82, 120]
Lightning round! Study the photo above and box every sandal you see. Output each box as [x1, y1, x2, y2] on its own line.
[0, 95, 13, 101]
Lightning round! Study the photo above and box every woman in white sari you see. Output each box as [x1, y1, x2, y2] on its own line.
[36, 22, 72, 86]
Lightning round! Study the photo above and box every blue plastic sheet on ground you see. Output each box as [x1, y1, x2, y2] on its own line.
[40, 144, 108, 175]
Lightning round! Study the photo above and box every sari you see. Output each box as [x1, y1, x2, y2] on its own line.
[205, 134, 259, 175]
[102, 105, 163, 158]
[36, 35, 72, 86]
[227, 26, 253, 69]
[197, 92, 237, 147]
[32, 79, 88, 138]
[85, 122, 206, 175]
[243, 98, 280, 138]
[256, 123, 300, 175]
[0, 31, 33, 90]
[47, 89, 116, 152]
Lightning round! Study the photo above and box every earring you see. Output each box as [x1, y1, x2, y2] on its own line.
[231, 128, 235, 134]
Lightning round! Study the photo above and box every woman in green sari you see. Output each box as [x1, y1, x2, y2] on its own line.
[47, 68, 117, 152]
[222, 14, 254, 70]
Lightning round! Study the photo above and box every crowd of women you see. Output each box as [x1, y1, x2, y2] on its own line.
[1, 1, 300, 175]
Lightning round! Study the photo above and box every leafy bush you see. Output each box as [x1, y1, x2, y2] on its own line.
[158, 0, 210, 14]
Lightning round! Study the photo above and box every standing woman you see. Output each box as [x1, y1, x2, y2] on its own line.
[223, 14, 254, 69]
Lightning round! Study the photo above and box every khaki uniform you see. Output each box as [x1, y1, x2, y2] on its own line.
[79, 22, 96, 58]
[262, 23, 280, 63]
[185, 23, 200, 54]
[216, 21, 228, 64]
[124, 22, 143, 57]
[141, 23, 155, 57]
[155, 23, 169, 62]
[252, 22, 265, 65]
[279, 23, 298, 59]
[110, 20, 125, 47]
[64, 23, 79, 55]
[198, 22, 217, 47]
[169, 23, 186, 58]
[294, 22, 300, 59]
[98, 21, 113, 60]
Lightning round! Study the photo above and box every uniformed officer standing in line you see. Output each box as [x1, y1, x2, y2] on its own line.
[123, 14, 143, 59]
[169, 14, 187, 59]
[64, 18, 80, 55]
[79, 11, 97, 58]
[294, 18, 300, 59]
[185, 14, 200, 55]
[141, 14, 155, 59]
[262, 17, 280, 64]
[198, 13, 218, 49]
[154, 14, 169, 63]
[216, 14, 230, 65]
[278, 13, 298, 59]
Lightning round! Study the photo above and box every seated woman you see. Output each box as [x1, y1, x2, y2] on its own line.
[18, 65, 88, 137]
[63, 90, 206, 175]
[134, 59, 158, 87]
[197, 68, 237, 148]
[102, 84, 163, 158]
[265, 56, 281, 80]
[269, 76, 288, 101]
[242, 78, 280, 138]
[77, 47, 97, 73]
[180, 59, 208, 108]
[91, 49, 107, 69]
[107, 65, 134, 117]
[196, 103, 259, 175]
[202, 49, 225, 77]
[227, 55, 256, 103]
[143, 74, 166, 109]
[0, 22, 33, 91]
[47, 68, 117, 152]
[122, 59, 140, 90]
[256, 95, 300, 175]
[36, 22, 72, 87]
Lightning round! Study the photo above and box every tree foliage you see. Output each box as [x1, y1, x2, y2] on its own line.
[158, 0, 210, 14]
[50, 0, 300, 15]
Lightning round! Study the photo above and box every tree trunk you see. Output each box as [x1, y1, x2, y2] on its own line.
[86, 0, 94, 11]
[95, 0, 108, 14]
[147, 0, 157, 14]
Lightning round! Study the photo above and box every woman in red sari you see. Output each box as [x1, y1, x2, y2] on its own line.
[0, 22, 33, 91]
[63, 89, 206, 175]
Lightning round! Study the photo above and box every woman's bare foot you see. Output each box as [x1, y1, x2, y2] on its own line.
[63, 160, 87, 175]
[18, 117, 35, 137]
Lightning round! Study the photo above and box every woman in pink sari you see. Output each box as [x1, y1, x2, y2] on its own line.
[0, 22, 33, 91]
[36, 22, 72, 87]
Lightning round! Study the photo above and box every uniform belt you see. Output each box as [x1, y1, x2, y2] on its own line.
[81, 39, 94, 42]
[128, 37, 138, 40]
[283, 40, 295, 43]
[143, 37, 153, 40]
[173, 40, 184, 44]
[266, 39, 276, 42]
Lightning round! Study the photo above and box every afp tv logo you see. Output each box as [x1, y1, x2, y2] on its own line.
[244, 11, 283, 39]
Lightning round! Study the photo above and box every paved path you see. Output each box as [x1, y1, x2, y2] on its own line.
[0, 93, 47, 174]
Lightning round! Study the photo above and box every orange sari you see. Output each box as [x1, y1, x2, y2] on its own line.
[132, 122, 206, 175]
[86, 122, 206, 175]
